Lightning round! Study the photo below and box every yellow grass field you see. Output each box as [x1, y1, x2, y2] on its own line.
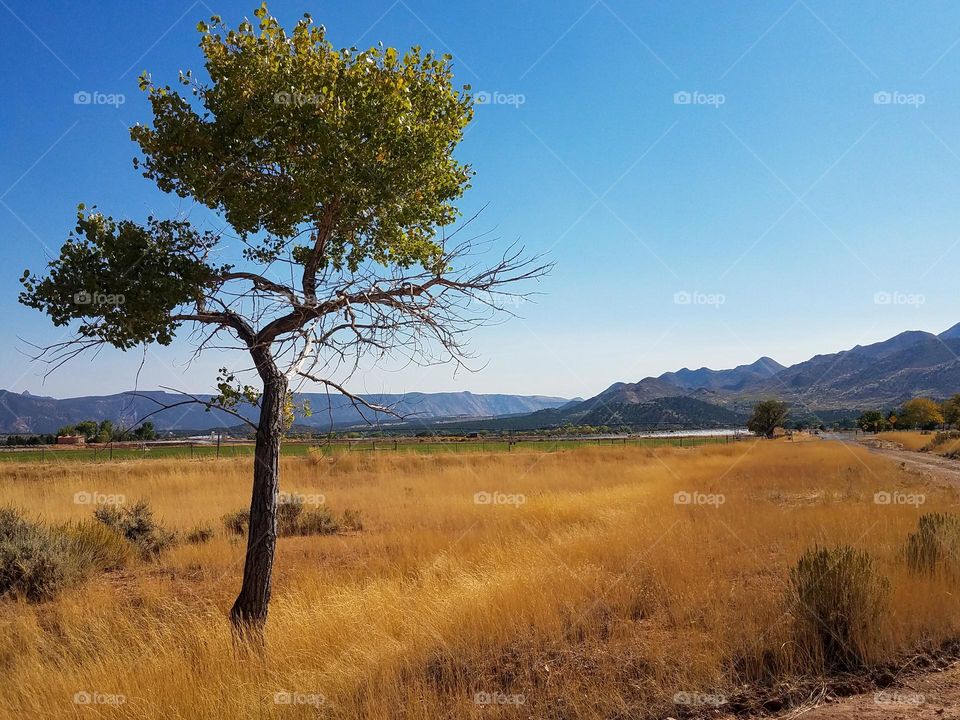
[876, 431, 935, 452]
[877, 430, 960, 457]
[1, 440, 959, 719]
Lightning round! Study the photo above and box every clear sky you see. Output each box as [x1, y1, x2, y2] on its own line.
[2, 0, 959, 401]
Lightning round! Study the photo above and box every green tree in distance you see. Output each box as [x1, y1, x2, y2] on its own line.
[942, 394, 960, 428]
[747, 399, 789, 438]
[856, 410, 888, 433]
[19, 5, 547, 635]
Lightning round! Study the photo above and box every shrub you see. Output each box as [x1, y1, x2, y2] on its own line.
[222, 509, 249, 536]
[185, 525, 215, 544]
[61, 520, 132, 573]
[789, 546, 889, 672]
[905, 513, 960, 576]
[925, 431, 960, 451]
[94, 500, 176, 559]
[222, 504, 356, 537]
[277, 497, 304, 536]
[0, 507, 69, 601]
[296, 507, 341, 536]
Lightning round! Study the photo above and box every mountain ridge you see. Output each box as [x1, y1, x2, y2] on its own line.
[0, 390, 575, 434]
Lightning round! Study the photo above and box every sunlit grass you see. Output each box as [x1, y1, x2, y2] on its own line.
[876, 431, 934, 451]
[1, 440, 958, 719]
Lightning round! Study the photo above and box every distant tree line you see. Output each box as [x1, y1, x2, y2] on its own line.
[856, 395, 960, 433]
[5, 434, 56, 446]
[55, 420, 157, 443]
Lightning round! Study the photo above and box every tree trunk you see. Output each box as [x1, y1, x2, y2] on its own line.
[230, 361, 288, 636]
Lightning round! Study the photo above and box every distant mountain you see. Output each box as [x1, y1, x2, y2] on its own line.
[746, 327, 960, 407]
[0, 389, 573, 435]
[5, 323, 959, 435]
[658, 357, 785, 391]
[463, 323, 960, 431]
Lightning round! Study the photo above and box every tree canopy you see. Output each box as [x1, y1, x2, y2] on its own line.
[18, 4, 546, 633]
[747, 399, 789, 437]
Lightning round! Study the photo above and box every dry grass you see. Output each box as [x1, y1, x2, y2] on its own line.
[1, 441, 959, 719]
[876, 431, 934, 451]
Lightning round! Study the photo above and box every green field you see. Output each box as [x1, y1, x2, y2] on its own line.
[0, 435, 737, 463]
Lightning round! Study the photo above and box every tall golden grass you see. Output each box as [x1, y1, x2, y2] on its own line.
[876, 431, 934, 451]
[1, 440, 958, 719]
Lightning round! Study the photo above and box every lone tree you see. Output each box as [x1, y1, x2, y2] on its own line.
[747, 399, 789, 437]
[19, 6, 547, 633]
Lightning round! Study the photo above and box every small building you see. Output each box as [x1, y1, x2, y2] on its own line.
[56, 435, 85, 445]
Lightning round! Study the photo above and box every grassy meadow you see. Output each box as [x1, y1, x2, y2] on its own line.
[0, 435, 730, 464]
[1, 440, 959, 719]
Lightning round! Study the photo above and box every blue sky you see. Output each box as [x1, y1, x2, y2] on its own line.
[2, 0, 960, 400]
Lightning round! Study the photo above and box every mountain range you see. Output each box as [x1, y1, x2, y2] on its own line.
[0, 390, 574, 435]
[505, 322, 960, 430]
[3, 323, 959, 434]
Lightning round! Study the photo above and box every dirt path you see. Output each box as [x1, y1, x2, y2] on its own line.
[733, 437, 960, 719]
[854, 437, 960, 487]
[761, 661, 960, 719]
